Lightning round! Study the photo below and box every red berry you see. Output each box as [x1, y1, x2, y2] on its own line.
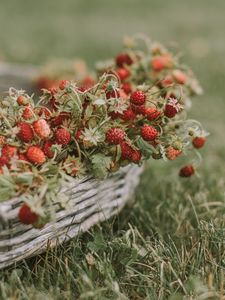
[179, 165, 195, 177]
[122, 82, 132, 95]
[55, 128, 71, 145]
[173, 70, 187, 84]
[145, 107, 161, 121]
[116, 53, 133, 67]
[18, 203, 38, 225]
[0, 156, 9, 167]
[17, 122, 34, 143]
[22, 106, 34, 120]
[151, 54, 172, 72]
[164, 104, 178, 118]
[59, 79, 69, 90]
[106, 89, 120, 99]
[141, 125, 158, 141]
[116, 68, 130, 81]
[43, 141, 54, 158]
[106, 128, 125, 145]
[36, 107, 51, 118]
[192, 137, 206, 149]
[18, 153, 29, 161]
[120, 142, 133, 160]
[120, 108, 136, 121]
[33, 119, 51, 139]
[130, 91, 146, 105]
[131, 104, 146, 115]
[166, 146, 182, 160]
[131, 150, 142, 163]
[26, 146, 46, 164]
[17, 95, 29, 106]
[1, 145, 17, 158]
[51, 112, 71, 127]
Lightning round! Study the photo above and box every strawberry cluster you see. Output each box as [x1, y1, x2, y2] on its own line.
[0, 36, 207, 227]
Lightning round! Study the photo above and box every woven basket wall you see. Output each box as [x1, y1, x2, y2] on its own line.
[0, 63, 143, 269]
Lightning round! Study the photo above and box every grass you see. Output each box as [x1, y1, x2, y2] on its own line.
[0, 0, 225, 299]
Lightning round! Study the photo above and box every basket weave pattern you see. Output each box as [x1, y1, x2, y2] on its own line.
[0, 165, 143, 269]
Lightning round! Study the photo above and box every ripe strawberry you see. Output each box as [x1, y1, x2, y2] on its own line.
[33, 119, 51, 139]
[17, 95, 29, 106]
[122, 82, 132, 95]
[173, 70, 187, 84]
[1, 145, 17, 158]
[106, 128, 125, 145]
[151, 54, 172, 72]
[116, 68, 130, 81]
[18, 153, 29, 161]
[192, 137, 206, 149]
[0, 135, 6, 146]
[130, 91, 146, 105]
[55, 128, 71, 145]
[59, 79, 70, 90]
[106, 89, 120, 99]
[26, 146, 46, 164]
[141, 125, 158, 141]
[166, 146, 182, 160]
[43, 141, 54, 158]
[164, 104, 178, 118]
[51, 112, 71, 127]
[120, 142, 133, 160]
[116, 53, 133, 67]
[17, 122, 34, 142]
[131, 150, 142, 163]
[131, 104, 146, 115]
[36, 107, 51, 118]
[22, 106, 34, 120]
[120, 108, 136, 121]
[74, 129, 83, 140]
[18, 203, 38, 225]
[0, 156, 9, 167]
[109, 111, 120, 120]
[145, 107, 161, 121]
[179, 165, 195, 177]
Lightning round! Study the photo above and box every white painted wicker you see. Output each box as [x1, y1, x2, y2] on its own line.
[0, 164, 143, 269]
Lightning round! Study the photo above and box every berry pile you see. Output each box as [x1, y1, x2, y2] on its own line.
[0, 37, 207, 227]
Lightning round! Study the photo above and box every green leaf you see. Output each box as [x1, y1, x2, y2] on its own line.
[91, 154, 112, 179]
[136, 136, 156, 159]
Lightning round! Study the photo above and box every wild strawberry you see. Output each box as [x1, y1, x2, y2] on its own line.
[59, 79, 69, 90]
[51, 112, 71, 127]
[55, 128, 71, 145]
[130, 91, 146, 105]
[0, 135, 6, 146]
[43, 141, 55, 158]
[36, 107, 51, 118]
[1, 145, 17, 158]
[17, 122, 34, 142]
[26, 146, 46, 164]
[145, 107, 161, 121]
[173, 70, 187, 84]
[166, 146, 182, 160]
[161, 76, 173, 87]
[17, 95, 29, 106]
[192, 137, 206, 149]
[116, 53, 133, 67]
[22, 106, 34, 120]
[131, 150, 142, 163]
[179, 165, 195, 177]
[120, 142, 133, 160]
[0, 156, 9, 167]
[18, 153, 29, 161]
[106, 128, 125, 145]
[164, 104, 177, 118]
[120, 108, 136, 121]
[75, 129, 83, 140]
[18, 203, 38, 225]
[109, 111, 120, 120]
[122, 82, 132, 94]
[33, 119, 51, 139]
[106, 89, 120, 99]
[141, 125, 158, 141]
[151, 54, 172, 72]
[116, 68, 130, 81]
[131, 104, 146, 115]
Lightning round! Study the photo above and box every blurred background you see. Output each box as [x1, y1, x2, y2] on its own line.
[0, 0, 224, 146]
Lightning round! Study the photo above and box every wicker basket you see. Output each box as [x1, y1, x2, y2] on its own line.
[0, 165, 143, 269]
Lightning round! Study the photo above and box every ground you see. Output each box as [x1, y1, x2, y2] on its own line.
[0, 1, 225, 299]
